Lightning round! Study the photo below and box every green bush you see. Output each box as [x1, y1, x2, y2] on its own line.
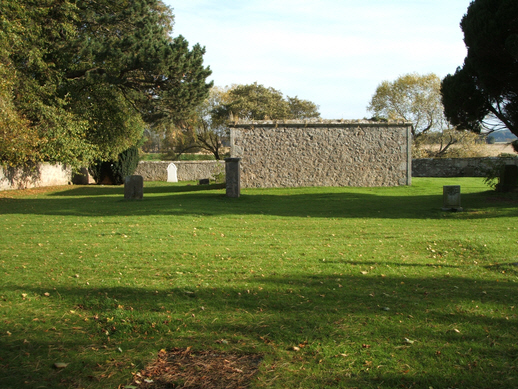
[89, 146, 140, 185]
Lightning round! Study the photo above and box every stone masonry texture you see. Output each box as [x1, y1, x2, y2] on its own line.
[134, 161, 225, 182]
[229, 120, 412, 188]
[412, 157, 518, 177]
[0, 163, 72, 191]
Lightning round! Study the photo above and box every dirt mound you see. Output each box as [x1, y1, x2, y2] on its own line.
[124, 348, 262, 389]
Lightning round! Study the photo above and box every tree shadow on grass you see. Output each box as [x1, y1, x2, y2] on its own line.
[1, 273, 517, 388]
[47, 182, 225, 197]
[0, 184, 516, 220]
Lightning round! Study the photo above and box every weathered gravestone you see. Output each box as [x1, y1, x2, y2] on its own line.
[72, 167, 90, 185]
[497, 165, 518, 192]
[124, 175, 144, 200]
[225, 158, 241, 198]
[442, 185, 463, 212]
[167, 163, 178, 183]
[199, 178, 210, 185]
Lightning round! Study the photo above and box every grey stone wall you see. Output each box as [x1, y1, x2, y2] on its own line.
[229, 120, 412, 188]
[0, 163, 72, 191]
[412, 157, 518, 177]
[134, 160, 225, 181]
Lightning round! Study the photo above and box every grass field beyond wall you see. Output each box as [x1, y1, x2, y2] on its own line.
[1, 178, 517, 388]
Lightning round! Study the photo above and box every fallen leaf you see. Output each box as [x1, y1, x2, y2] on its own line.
[54, 362, 68, 369]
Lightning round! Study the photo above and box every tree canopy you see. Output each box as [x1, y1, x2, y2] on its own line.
[0, 0, 212, 166]
[163, 86, 231, 160]
[214, 82, 320, 121]
[367, 73, 446, 139]
[441, 0, 518, 139]
[154, 83, 321, 160]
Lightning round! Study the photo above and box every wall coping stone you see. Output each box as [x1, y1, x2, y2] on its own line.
[228, 119, 413, 129]
[138, 160, 219, 164]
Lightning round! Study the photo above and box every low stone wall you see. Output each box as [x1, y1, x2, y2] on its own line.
[134, 160, 225, 181]
[0, 163, 72, 191]
[229, 120, 413, 188]
[3, 156, 515, 191]
[412, 157, 518, 177]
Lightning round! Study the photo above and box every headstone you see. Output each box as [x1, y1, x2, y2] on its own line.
[225, 158, 241, 198]
[198, 178, 210, 185]
[72, 167, 89, 185]
[124, 175, 143, 200]
[167, 163, 178, 183]
[442, 185, 462, 211]
[497, 165, 518, 192]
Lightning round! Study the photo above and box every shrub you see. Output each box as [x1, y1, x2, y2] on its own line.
[481, 155, 518, 190]
[89, 146, 140, 185]
[481, 159, 506, 189]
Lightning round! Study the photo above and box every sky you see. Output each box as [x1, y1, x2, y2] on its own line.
[163, 0, 473, 120]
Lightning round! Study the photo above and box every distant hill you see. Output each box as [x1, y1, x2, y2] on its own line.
[487, 129, 517, 143]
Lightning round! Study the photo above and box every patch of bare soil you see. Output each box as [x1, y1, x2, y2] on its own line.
[123, 348, 262, 389]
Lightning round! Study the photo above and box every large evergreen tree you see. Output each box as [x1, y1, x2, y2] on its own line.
[441, 0, 518, 139]
[0, 0, 212, 166]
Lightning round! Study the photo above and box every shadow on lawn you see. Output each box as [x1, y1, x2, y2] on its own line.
[1, 273, 518, 388]
[48, 182, 225, 196]
[0, 184, 515, 220]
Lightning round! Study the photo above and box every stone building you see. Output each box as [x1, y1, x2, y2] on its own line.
[229, 120, 412, 188]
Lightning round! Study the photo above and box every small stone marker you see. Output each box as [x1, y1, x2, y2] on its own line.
[72, 167, 89, 185]
[167, 163, 178, 183]
[442, 185, 462, 212]
[225, 158, 241, 198]
[198, 178, 210, 185]
[124, 175, 143, 200]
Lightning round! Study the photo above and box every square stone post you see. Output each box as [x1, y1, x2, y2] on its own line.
[442, 185, 462, 211]
[225, 158, 241, 198]
[498, 165, 518, 192]
[124, 175, 144, 200]
[72, 167, 90, 185]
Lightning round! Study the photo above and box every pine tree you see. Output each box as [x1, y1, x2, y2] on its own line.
[0, 0, 212, 166]
[441, 0, 518, 138]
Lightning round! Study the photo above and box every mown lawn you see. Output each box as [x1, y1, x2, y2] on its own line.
[0, 178, 517, 388]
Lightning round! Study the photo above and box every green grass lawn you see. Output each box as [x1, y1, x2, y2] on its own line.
[1, 178, 517, 388]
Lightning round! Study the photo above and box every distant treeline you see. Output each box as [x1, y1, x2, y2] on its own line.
[487, 130, 518, 143]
